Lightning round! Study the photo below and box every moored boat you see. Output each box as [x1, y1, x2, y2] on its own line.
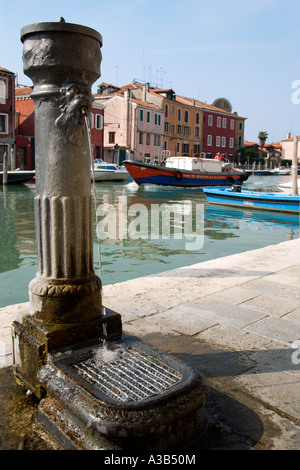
[203, 186, 300, 213]
[123, 156, 248, 187]
[91, 159, 129, 182]
[270, 167, 291, 175]
[0, 170, 35, 184]
[245, 169, 272, 176]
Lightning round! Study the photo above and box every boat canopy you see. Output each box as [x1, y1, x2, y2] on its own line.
[165, 156, 222, 173]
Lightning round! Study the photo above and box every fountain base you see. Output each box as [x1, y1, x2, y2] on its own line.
[37, 334, 210, 450]
[12, 307, 122, 399]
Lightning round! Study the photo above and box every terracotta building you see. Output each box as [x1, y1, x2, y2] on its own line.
[0, 67, 16, 170]
[15, 86, 35, 169]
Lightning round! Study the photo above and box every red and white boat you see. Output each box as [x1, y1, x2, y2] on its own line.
[124, 156, 248, 187]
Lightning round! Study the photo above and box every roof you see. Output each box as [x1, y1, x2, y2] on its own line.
[0, 66, 15, 75]
[96, 81, 245, 118]
[15, 86, 33, 97]
[176, 95, 238, 116]
[94, 91, 161, 110]
[281, 135, 300, 142]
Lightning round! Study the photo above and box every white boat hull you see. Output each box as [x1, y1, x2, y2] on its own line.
[92, 170, 129, 181]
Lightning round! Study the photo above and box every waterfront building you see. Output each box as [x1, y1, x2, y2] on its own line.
[280, 133, 300, 163]
[0, 67, 16, 170]
[15, 86, 35, 169]
[96, 81, 246, 163]
[94, 84, 164, 163]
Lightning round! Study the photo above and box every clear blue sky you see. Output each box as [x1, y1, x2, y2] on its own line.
[1, 0, 299, 143]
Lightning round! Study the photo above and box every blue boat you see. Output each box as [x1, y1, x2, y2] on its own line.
[203, 186, 300, 213]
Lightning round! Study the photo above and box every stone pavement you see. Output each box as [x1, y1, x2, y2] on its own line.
[1, 237, 300, 450]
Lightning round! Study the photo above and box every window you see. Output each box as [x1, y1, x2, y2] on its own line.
[184, 110, 189, 123]
[194, 144, 200, 155]
[154, 113, 161, 126]
[0, 114, 8, 133]
[109, 132, 115, 144]
[95, 114, 103, 130]
[139, 132, 143, 144]
[165, 104, 168, 118]
[217, 117, 221, 127]
[195, 127, 200, 137]
[147, 111, 151, 123]
[171, 125, 175, 134]
[239, 122, 243, 130]
[177, 125, 182, 135]
[216, 136, 220, 147]
[154, 135, 161, 146]
[184, 126, 190, 136]
[182, 143, 189, 154]
[0, 78, 8, 103]
[222, 118, 227, 128]
[229, 137, 234, 148]
[238, 135, 243, 146]
[208, 115, 213, 126]
[222, 137, 226, 147]
[164, 122, 169, 132]
[146, 134, 151, 145]
[164, 140, 168, 150]
[178, 109, 181, 121]
[140, 109, 144, 122]
[176, 142, 180, 153]
[230, 119, 235, 130]
[207, 135, 212, 146]
[195, 113, 200, 125]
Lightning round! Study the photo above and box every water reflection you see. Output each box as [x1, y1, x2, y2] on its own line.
[0, 177, 299, 307]
[0, 185, 35, 273]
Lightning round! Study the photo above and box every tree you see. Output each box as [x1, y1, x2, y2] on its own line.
[258, 131, 268, 158]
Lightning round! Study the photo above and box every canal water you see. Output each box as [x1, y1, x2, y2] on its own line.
[0, 175, 299, 308]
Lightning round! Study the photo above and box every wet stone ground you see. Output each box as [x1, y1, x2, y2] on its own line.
[0, 334, 298, 451]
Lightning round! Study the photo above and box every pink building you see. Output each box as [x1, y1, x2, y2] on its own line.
[94, 85, 164, 163]
[281, 133, 300, 163]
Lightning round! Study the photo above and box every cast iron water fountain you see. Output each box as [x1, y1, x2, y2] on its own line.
[12, 19, 209, 450]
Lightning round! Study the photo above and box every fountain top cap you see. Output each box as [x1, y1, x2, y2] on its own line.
[20, 20, 102, 45]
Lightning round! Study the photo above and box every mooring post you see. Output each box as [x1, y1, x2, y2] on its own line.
[3, 150, 7, 185]
[292, 136, 298, 195]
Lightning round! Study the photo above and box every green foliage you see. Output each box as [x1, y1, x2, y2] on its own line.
[238, 147, 263, 164]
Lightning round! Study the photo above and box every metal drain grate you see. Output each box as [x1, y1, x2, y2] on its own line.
[73, 346, 182, 403]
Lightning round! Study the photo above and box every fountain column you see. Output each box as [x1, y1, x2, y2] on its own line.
[12, 20, 121, 397]
[22, 20, 101, 323]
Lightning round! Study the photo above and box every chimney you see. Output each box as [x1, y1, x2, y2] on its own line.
[143, 82, 149, 102]
[287, 132, 291, 139]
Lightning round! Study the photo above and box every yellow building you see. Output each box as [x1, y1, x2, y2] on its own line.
[154, 89, 203, 157]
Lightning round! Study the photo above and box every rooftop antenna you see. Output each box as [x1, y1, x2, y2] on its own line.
[115, 65, 118, 86]
[142, 48, 145, 82]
